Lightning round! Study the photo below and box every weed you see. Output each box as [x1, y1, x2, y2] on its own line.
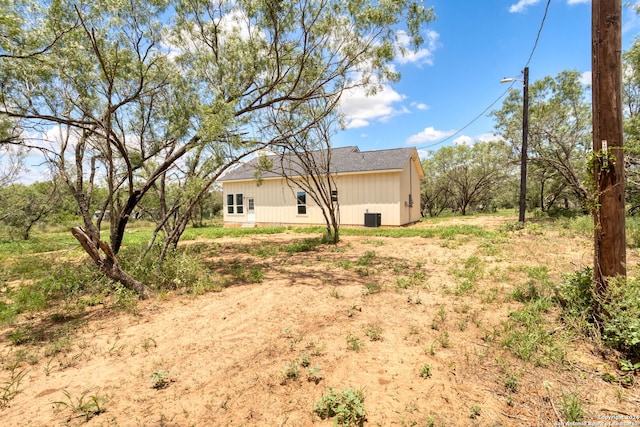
[53, 390, 107, 422]
[314, 387, 367, 426]
[620, 359, 640, 373]
[504, 373, 519, 393]
[437, 305, 447, 323]
[365, 325, 383, 341]
[284, 238, 321, 254]
[396, 277, 411, 289]
[419, 364, 432, 378]
[330, 288, 341, 299]
[356, 251, 376, 266]
[560, 392, 584, 422]
[306, 366, 322, 384]
[346, 333, 362, 352]
[362, 282, 382, 295]
[470, 405, 481, 419]
[438, 331, 451, 349]
[281, 361, 300, 383]
[151, 370, 172, 389]
[299, 353, 310, 368]
[141, 337, 157, 352]
[0, 363, 27, 408]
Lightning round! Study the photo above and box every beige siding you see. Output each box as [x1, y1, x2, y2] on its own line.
[223, 170, 409, 226]
[399, 158, 422, 224]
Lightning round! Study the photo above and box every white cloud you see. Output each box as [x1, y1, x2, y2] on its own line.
[580, 71, 592, 86]
[410, 102, 429, 111]
[567, 0, 589, 4]
[406, 127, 456, 145]
[340, 84, 407, 129]
[509, 0, 541, 13]
[396, 30, 440, 66]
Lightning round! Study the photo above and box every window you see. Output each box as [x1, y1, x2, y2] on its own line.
[297, 191, 306, 215]
[235, 194, 244, 214]
[226, 193, 244, 214]
[227, 194, 234, 214]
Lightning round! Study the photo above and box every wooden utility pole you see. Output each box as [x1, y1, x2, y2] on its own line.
[519, 67, 529, 224]
[592, 0, 626, 293]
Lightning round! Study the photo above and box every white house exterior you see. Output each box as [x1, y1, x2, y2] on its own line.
[218, 146, 424, 227]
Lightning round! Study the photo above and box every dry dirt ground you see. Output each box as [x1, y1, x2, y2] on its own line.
[1, 215, 640, 426]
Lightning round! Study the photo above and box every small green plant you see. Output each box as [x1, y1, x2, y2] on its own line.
[419, 364, 432, 378]
[504, 373, 519, 393]
[314, 387, 367, 426]
[330, 287, 341, 299]
[620, 359, 640, 373]
[141, 337, 157, 352]
[281, 360, 300, 383]
[346, 333, 362, 352]
[306, 366, 322, 384]
[150, 370, 171, 389]
[438, 331, 451, 348]
[53, 390, 107, 422]
[469, 405, 481, 419]
[363, 282, 382, 295]
[365, 325, 383, 341]
[0, 363, 27, 408]
[299, 353, 310, 368]
[560, 392, 584, 422]
[356, 250, 376, 266]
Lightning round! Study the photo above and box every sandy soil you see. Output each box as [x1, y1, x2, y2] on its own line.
[1, 215, 639, 426]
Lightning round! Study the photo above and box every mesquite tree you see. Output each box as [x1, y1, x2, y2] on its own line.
[1, 0, 435, 297]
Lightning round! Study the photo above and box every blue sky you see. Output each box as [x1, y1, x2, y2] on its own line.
[335, 0, 640, 156]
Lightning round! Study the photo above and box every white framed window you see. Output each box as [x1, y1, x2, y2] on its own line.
[226, 193, 244, 214]
[297, 191, 306, 215]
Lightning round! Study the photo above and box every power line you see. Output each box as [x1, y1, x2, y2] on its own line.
[417, 0, 551, 151]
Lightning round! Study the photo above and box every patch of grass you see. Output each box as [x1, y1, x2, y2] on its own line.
[356, 251, 376, 266]
[362, 282, 382, 295]
[150, 370, 172, 389]
[314, 387, 367, 427]
[560, 392, 584, 422]
[53, 389, 108, 422]
[346, 333, 362, 352]
[283, 238, 322, 254]
[469, 405, 481, 419]
[419, 364, 432, 378]
[0, 363, 27, 408]
[365, 325, 383, 341]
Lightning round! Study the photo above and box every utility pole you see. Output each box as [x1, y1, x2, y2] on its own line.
[500, 67, 529, 223]
[519, 67, 529, 224]
[592, 0, 626, 294]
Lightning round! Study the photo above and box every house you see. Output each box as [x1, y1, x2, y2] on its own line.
[218, 146, 424, 227]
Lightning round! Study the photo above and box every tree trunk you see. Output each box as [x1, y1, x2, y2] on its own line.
[71, 226, 152, 299]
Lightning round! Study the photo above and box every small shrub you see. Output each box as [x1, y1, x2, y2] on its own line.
[469, 405, 481, 419]
[560, 392, 584, 422]
[346, 333, 362, 352]
[281, 361, 300, 383]
[314, 387, 366, 426]
[365, 325, 383, 341]
[53, 390, 107, 422]
[419, 364, 432, 378]
[150, 370, 171, 389]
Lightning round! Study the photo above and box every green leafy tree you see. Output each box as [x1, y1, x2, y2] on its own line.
[623, 35, 640, 214]
[423, 140, 512, 216]
[1, 0, 435, 296]
[0, 181, 61, 239]
[493, 70, 591, 212]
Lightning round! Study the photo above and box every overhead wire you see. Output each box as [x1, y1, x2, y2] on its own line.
[416, 0, 551, 151]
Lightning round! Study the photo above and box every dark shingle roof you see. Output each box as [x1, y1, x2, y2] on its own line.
[219, 146, 420, 181]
